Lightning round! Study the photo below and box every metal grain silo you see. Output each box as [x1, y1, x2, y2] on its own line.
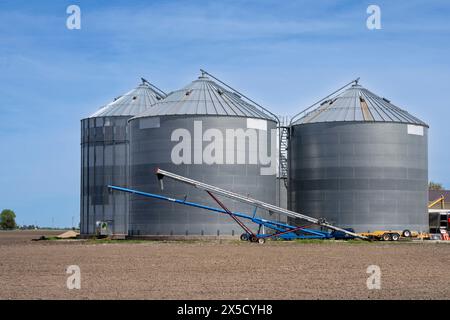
[80, 79, 166, 237]
[128, 73, 278, 237]
[288, 82, 429, 233]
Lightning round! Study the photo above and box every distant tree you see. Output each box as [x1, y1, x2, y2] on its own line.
[0, 209, 17, 230]
[429, 182, 444, 190]
[20, 224, 36, 230]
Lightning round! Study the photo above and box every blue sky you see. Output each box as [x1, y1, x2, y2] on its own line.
[0, 0, 449, 227]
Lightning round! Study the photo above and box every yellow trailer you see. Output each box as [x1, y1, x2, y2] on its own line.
[359, 229, 429, 241]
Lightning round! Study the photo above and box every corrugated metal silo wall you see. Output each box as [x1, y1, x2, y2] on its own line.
[288, 122, 428, 232]
[80, 116, 129, 235]
[129, 116, 278, 236]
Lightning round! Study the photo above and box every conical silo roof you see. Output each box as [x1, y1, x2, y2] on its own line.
[88, 80, 166, 118]
[132, 75, 276, 121]
[293, 84, 428, 126]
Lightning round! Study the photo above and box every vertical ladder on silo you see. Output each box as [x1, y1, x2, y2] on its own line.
[278, 116, 289, 187]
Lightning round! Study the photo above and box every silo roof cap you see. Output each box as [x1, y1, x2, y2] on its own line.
[293, 84, 428, 127]
[86, 80, 167, 118]
[132, 75, 276, 121]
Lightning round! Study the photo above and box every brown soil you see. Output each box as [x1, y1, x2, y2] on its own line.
[0, 230, 449, 299]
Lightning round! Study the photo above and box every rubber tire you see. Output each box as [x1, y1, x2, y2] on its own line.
[257, 238, 266, 245]
[382, 233, 391, 241]
[240, 233, 249, 241]
[391, 233, 400, 241]
[402, 229, 412, 238]
[250, 235, 258, 243]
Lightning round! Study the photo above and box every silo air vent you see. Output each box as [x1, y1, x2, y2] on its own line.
[320, 99, 330, 106]
[217, 89, 224, 95]
[185, 89, 193, 96]
[382, 97, 391, 103]
[132, 96, 137, 100]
